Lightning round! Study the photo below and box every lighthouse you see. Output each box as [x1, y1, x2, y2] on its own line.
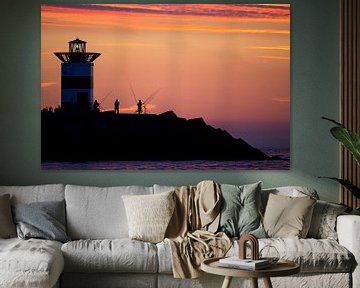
[54, 38, 101, 110]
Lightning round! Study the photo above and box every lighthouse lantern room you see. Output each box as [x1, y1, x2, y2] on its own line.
[54, 38, 101, 110]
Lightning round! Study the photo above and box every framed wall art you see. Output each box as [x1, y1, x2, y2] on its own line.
[41, 4, 290, 170]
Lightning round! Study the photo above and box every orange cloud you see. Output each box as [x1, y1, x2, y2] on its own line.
[41, 4, 290, 34]
[120, 104, 156, 113]
[251, 45, 290, 51]
[97, 42, 159, 48]
[272, 97, 290, 103]
[257, 56, 290, 60]
[41, 82, 57, 88]
[65, 4, 290, 21]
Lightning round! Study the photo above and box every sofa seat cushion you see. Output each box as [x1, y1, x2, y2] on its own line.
[0, 238, 64, 288]
[62, 239, 158, 273]
[157, 238, 354, 274]
[231, 238, 354, 273]
[261, 238, 353, 273]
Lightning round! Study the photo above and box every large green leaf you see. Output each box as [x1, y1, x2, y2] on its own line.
[319, 177, 360, 199]
[323, 117, 360, 165]
[330, 127, 360, 165]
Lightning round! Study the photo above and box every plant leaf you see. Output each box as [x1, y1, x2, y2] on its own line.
[322, 117, 360, 165]
[322, 116, 344, 127]
[319, 177, 360, 199]
[330, 126, 360, 165]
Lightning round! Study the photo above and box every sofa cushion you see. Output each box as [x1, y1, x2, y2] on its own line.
[61, 239, 158, 273]
[12, 200, 70, 243]
[307, 200, 347, 240]
[261, 186, 319, 213]
[262, 238, 354, 273]
[153, 184, 176, 194]
[65, 185, 153, 239]
[122, 191, 175, 243]
[158, 237, 353, 274]
[0, 238, 64, 288]
[218, 182, 266, 238]
[263, 193, 316, 238]
[0, 194, 16, 238]
[0, 184, 65, 204]
[235, 238, 353, 273]
[156, 240, 173, 274]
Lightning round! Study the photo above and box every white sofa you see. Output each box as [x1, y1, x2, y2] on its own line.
[0, 183, 358, 288]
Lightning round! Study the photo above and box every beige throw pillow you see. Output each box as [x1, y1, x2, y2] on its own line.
[0, 194, 17, 238]
[122, 191, 175, 243]
[263, 193, 316, 238]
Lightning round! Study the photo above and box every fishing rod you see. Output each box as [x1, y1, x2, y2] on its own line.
[143, 88, 161, 105]
[99, 90, 113, 105]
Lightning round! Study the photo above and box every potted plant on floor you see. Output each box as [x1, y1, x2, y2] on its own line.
[320, 117, 360, 215]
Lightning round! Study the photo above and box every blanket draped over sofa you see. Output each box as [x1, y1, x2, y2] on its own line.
[165, 181, 231, 278]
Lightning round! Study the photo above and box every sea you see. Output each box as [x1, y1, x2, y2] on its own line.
[41, 148, 290, 170]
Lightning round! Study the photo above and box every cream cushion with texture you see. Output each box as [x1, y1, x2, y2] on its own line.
[263, 193, 316, 238]
[122, 190, 175, 243]
[308, 200, 347, 240]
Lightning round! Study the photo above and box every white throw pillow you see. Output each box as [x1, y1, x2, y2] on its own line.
[122, 191, 175, 243]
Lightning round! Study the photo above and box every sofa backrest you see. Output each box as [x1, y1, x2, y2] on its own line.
[154, 183, 320, 210]
[153, 184, 176, 194]
[154, 183, 320, 209]
[0, 183, 320, 240]
[65, 184, 154, 239]
[0, 184, 65, 204]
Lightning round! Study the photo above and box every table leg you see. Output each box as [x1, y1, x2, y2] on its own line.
[263, 277, 273, 288]
[221, 276, 233, 288]
[251, 278, 258, 288]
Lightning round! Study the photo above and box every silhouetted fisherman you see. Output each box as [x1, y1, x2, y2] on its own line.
[136, 100, 143, 114]
[114, 99, 120, 114]
[93, 100, 100, 112]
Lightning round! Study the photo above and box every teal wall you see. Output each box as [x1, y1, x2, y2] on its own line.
[0, 0, 340, 203]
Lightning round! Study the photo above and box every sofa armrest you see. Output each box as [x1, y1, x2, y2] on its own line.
[337, 215, 360, 288]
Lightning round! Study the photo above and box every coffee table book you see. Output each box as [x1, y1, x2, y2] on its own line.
[218, 257, 271, 270]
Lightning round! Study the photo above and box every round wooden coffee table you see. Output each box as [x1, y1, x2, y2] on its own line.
[201, 257, 300, 288]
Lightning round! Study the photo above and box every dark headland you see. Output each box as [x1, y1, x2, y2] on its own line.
[41, 109, 270, 162]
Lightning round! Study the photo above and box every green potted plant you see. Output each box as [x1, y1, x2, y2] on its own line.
[320, 117, 360, 215]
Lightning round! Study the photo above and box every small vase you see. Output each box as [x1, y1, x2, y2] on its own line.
[259, 245, 280, 265]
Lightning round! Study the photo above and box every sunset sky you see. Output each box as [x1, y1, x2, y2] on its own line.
[41, 4, 290, 149]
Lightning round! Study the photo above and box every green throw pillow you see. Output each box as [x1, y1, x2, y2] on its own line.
[218, 182, 266, 238]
